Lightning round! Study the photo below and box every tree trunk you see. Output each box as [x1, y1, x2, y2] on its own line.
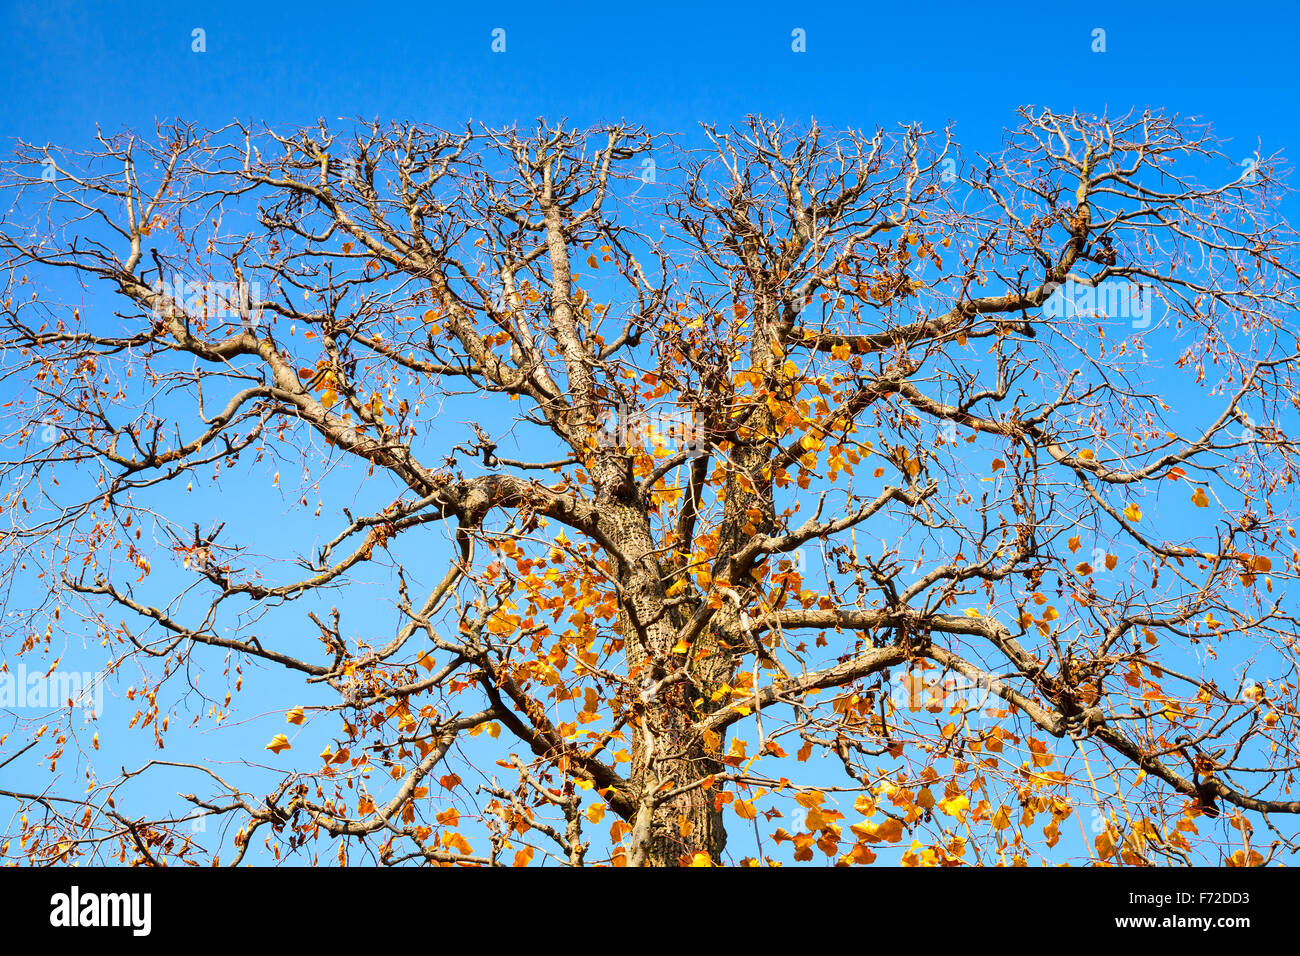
[599, 499, 730, 865]
[637, 684, 727, 866]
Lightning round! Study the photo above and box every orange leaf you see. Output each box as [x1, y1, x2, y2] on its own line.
[1028, 738, 1053, 767]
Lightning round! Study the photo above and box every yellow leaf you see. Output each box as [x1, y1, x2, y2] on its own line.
[1191, 488, 1210, 508]
[1123, 502, 1142, 522]
[938, 795, 970, 819]
[875, 818, 905, 842]
[265, 734, 291, 754]
[285, 707, 306, 725]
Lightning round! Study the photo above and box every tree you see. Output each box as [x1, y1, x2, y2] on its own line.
[2, 108, 1299, 867]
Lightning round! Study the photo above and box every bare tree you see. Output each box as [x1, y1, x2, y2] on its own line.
[2, 109, 1299, 866]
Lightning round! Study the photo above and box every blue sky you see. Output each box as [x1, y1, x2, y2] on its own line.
[2, 0, 1297, 152]
[3, 0, 1299, 866]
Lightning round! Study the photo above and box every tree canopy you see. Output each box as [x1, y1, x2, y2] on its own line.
[2, 108, 1299, 866]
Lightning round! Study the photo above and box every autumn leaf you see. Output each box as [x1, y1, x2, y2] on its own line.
[1027, 738, 1053, 768]
[442, 832, 473, 855]
[1227, 849, 1264, 867]
[938, 795, 970, 819]
[265, 734, 291, 755]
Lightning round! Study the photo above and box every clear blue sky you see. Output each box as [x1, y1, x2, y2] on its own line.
[2, 0, 1297, 152]
[3, 0, 1299, 866]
